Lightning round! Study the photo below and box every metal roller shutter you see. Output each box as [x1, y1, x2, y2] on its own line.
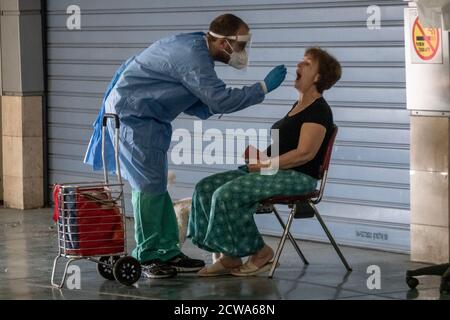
[46, 0, 409, 252]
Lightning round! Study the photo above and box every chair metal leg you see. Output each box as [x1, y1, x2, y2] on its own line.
[313, 207, 352, 272]
[269, 211, 295, 278]
[273, 207, 309, 265]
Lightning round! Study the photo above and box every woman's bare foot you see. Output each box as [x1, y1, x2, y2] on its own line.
[212, 253, 221, 264]
[247, 245, 274, 268]
[198, 254, 242, 276]
[219, 255, 243, 269]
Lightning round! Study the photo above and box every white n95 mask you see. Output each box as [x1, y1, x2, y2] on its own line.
[225, 40, 248, 70]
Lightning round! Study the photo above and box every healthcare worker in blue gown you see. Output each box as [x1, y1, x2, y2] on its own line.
[84, 14, 287, 279]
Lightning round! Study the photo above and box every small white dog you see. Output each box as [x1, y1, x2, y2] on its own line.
[168, 170, 192, 248]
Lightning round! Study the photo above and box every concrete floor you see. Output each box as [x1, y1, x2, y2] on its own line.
[0, 208, 448, 300]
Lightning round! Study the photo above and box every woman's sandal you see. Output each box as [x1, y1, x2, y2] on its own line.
[197, 260, 241, 277]
[230, 259, 279, 277]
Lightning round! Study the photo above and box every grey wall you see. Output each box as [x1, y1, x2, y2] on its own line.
[45, 0, 409, 252]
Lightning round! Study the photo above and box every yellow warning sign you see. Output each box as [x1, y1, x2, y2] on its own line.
[412, 17, 440, 61]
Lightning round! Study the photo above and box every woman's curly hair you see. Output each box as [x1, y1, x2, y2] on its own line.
[305, 47, 342, 93]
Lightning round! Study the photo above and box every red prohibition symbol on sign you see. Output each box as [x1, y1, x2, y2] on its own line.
[412, 17, 440, 61]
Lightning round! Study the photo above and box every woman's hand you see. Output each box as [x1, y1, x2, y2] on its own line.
[247, 159, 271, 172]
[243, 145, 268, 164]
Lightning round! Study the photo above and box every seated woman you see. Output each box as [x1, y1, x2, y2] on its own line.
[187, 47, 342, 276]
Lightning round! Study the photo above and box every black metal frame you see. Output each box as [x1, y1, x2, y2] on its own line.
[406, 263, 450, 293]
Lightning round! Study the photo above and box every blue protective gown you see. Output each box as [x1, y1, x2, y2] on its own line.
[84, 32, 265, 195]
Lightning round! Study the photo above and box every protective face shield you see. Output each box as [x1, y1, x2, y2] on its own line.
[208, 31, 252, 69]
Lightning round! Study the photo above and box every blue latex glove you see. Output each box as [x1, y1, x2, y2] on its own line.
[264, 65, 287, 93]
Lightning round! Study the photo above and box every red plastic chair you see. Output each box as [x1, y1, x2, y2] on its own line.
[256, 125, 352, 277]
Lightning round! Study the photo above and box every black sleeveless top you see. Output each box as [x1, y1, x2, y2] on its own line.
[267, 97, 334, 179]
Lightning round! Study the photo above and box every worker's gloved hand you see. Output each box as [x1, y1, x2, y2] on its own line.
[263, 65, 287, 93]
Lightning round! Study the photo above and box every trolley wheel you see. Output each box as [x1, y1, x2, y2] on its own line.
[97, 256, 120, 281]
[113, 256, 141, 286]
[406, 276, 419, 289]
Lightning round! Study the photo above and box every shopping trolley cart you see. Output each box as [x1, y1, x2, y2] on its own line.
[51, 114, 141, 288]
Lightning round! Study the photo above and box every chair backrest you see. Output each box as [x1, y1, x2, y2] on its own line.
[313, 125, 338, 204]
[318, 124, 338, 180]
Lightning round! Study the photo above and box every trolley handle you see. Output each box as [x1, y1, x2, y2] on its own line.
[102, 113, 122, 185]
[102, 113, 120, 129]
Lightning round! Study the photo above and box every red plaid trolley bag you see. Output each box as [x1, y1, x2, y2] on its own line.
[53, 185, 125, 257]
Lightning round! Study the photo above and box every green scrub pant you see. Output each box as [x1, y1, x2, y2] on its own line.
[188, 169, 317, 257]
[131, 190, 180, 263]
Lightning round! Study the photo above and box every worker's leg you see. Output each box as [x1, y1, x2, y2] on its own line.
[188, 170, 246, 252]
[203, 169, 317, 258]
[131, 190, 180, 263]
[132, 189, 205, 277]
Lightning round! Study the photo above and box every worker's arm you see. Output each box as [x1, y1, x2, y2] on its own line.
[176, 51, 266, 114]
[183, 100, 214, 120]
